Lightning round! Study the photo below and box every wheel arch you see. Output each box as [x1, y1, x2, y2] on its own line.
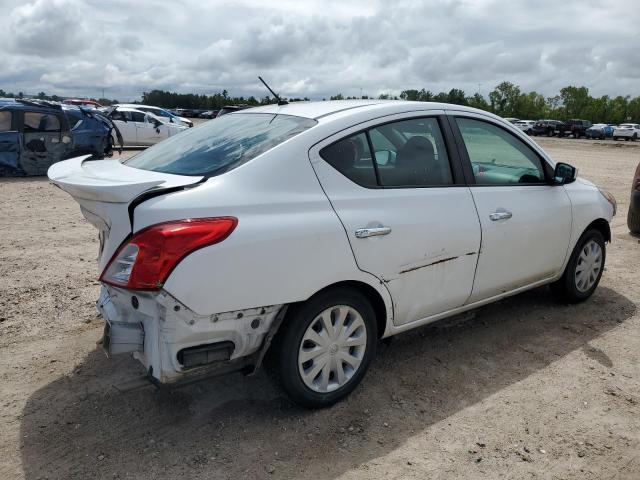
[282, 280, 391, 340]
[585, 218, 611, 243]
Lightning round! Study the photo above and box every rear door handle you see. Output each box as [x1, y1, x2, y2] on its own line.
[489, 210, 513, 221]
[355, 227, 391, 238]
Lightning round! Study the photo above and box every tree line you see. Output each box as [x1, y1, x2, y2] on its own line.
[2, 82, 639, 124]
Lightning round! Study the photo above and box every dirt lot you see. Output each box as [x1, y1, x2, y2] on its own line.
[1, 137, 639, 479]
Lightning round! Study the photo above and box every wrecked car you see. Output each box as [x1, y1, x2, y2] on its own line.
[103, 106, 189, 146]
[0, 99, 122, 176]
[48, 100, 615, 408]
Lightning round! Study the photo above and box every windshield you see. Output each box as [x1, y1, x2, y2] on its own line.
[124, 113, 317, 176]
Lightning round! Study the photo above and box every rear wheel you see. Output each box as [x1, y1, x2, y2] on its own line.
[632, 134, 638, 142]
[275, 288, 377, 408]
[550, 229, 605, 303]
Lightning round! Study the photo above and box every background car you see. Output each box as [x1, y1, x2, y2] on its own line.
[105, 106, 188, 146]
[628, 162, 640, 234]
[200, 110, 219, 119]
[48, 100, 615, 408]
[613, 123, 640, 141]
[532, 120, 564, 136]
[63, 98, 103, 109]
[216, 105, 250, 117]
[558, 119, 592, 138]
[515, 120, 535, 134]
[585, 123, 615, 139]
[0, 99, 120, 176]
[116, 104, 193, 128]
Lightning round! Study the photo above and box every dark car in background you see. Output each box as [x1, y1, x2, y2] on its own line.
[532, 120, 564, 136]
[558, 119, 592, 138]
[200, 110, 219, 119]
[0, 99, 121, 176]
[629, 162, 640, 234]
[216, 105, 250, 117]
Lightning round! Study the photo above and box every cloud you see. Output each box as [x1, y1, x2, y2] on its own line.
[8, 0, 88, 57]
[0, 0, 639, 100]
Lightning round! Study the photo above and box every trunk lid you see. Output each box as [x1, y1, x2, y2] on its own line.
[48, 155, 203, 268]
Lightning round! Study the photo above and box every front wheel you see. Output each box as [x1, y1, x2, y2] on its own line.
[275, 289, 377, 408]
[550, 229, 606, 303]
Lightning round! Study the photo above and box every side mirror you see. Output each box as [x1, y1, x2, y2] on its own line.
[553, 162, 577, 185]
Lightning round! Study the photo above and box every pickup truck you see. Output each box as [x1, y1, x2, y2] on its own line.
[558, 119, 592, 138]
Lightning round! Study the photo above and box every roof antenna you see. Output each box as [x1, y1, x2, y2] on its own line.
[258, 76, 288, 106]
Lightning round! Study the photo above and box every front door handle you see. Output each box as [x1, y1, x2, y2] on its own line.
[355, 226, 392, 238]
[489, 210, 513, 221]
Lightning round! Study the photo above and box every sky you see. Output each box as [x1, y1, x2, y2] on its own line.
[1, 0, 639, 102]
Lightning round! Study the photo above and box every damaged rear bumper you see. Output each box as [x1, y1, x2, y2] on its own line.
[97, 285, 285, 384]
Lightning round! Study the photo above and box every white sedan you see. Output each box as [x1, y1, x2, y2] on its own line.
[613, 123, 640, 141]
[48, 100, 616, 408]
[115, 103, 193, 128]
[108, 107, 188, 146]
[515, 119, 535, 134]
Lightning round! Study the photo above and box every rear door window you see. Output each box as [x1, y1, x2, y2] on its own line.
[320, 116, 455, 188]
[320, 133, 377, 187]
[125, 113, 317, 176]
[130, 111, 145, 123]
[24, 112, 61, 132]
[0, 111, 13, 131]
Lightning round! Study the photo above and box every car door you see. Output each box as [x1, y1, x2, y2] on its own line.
[20, 110, 69, 175]
[111, 110, 136, 145]
[142, 114, 166, 144]
[449, 113, 572, 303]
[0, 109, 21, 175]
[309, 113, 481, 326]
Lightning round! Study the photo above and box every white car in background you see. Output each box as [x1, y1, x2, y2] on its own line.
[515, 120, 535, 134]
[108, 107, 188, 146]
[48, 100, 616, 408]
[116, 104, 193, 128]
[612, 123, 640, 141]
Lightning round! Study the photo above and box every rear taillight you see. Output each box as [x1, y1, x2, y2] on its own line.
[100, 217, 237, 290]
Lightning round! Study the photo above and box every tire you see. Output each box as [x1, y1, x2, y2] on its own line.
[547, 129, 554, 137]
[632, 134, 638, 142]
[550, 229, 606, 303]
[274, 288, 378, 408]
[628, 205, 640, 234]
[613, 137, 618, 141]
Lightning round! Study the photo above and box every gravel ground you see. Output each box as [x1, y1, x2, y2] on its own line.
[0, 137, 639, 480]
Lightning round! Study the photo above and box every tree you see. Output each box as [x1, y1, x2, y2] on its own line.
[560, 86, 590, 119]
[467, 93, 490, 111]
[489, 81, 521, 117]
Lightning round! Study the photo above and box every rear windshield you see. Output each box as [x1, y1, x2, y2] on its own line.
[124, 113, 316, 176]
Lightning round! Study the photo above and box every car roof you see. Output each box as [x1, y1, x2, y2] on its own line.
[236, 100, 496, 122]
[0, 98, 63, 114]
